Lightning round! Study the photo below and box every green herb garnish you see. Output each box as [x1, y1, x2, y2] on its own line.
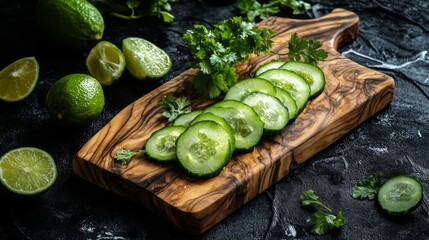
[158, 94, 191, 122]
[237, 0, 311, 22]
[352, 172, 384, 200]
[287, 32, 328, 65]
[300, 189, 345, 235]
[183, 16, 273, 99]
[113, 149, 145, 165]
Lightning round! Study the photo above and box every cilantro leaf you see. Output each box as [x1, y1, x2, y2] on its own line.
[183, 16, 273, 99]
[158, 94, 191, 122]
[288, 32, 328, 65]
[352, 173, 384, 200]
[307, 211, 345, 236]
[113, 149, 145, 165]
[238, 0, 311, 22]
[300, 189, 333, 212]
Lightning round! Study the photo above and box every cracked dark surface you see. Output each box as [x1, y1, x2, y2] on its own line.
[0, 0, 428, 239]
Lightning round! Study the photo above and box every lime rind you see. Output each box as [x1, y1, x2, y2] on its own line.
[0, 57, 39, 102]
[0, 147, 57, 195]
[122, 37, 172, 80]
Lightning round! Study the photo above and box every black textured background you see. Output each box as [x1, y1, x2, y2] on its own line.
[1, 0, 428, 239]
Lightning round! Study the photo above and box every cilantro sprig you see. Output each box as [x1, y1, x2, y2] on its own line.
[287, 32, 328, 65]
[352, 173, 384, 200]
[113, 149, 145, 165]
[158, 94, 191, 122]
[238, 0, 311, 22]
[300, 189, 345, 235]
[183, 16, 273, 99]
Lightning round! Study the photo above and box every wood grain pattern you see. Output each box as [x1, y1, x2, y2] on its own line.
[73, 8, 395, 235]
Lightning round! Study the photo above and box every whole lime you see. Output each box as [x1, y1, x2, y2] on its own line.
[36, 0, 105, 50]
[46, 73, 105, 127]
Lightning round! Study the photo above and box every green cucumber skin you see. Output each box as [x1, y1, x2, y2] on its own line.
[224, 78, 276, 101]
[173, 110, 203, 127]
[144, 125, 186, 163]
[281, 61, 326, 98]
[255, 60, 287, 76]
[377, 175, 424, 216]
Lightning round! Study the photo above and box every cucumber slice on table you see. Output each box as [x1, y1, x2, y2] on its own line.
[173, 110, 202, 127]
[273, 87, 298, 121]
[190, 112, 235, 155]
[176, 121, 233, 178]
[257, 69, 311, 112]
[377, 175, 423, 216]
[281, 61, 325, 98]
[255, 60, 286, 76]
[242, 92, 289, 134]
[144, 125, 186, 162]
[224, 78, 276, 101]
[206, 100, 264, 152]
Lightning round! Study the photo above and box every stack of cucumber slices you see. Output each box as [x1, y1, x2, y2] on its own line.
[144, 60, 325, 178]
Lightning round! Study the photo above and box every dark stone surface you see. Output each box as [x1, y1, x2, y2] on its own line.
[1, 0, 428, 239]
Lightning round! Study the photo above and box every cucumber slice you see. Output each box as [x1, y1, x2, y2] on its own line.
[190, 112, 235, 155]
[144, 125, 186, 162]
[176, 121, 233, 178]
[258, 69, 311, 112]
[242, 92, 289, 134]
[255, 60, 287, 76]
[224, 78, 276, 101]
[273, 87, 298, 121]
[377, 175, 423, 216]
[281, 61, 325, 98]
[173, 110, 202, 127]
[207, 100, 264, 151]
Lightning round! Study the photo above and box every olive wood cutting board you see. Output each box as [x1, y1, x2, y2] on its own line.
[73, 8, 395, 235]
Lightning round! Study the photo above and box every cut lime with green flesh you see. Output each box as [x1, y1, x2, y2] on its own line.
[0, 147, 57, 195]
[122, 37, 172, 80]
[0, 57, 39, 102]
[86, 41, 125, 86]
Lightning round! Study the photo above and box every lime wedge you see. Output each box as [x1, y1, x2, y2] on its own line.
[122, 37, 172, 80]
[0, 57, 39, 102]
[0, 147, 57, 195]
[86, 41, 126, 86]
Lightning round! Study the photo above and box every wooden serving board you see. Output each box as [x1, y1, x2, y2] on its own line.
[73, 9, 395, 235]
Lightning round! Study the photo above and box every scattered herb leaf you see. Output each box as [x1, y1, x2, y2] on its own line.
[113, 149, 145, 165]
[237, 0, 311, 22]
[300, 189, 344, 235]
[287, 32, 328, 65]
[158, 94, 191, 122]
[182, 16, 273, 98]
[352, 172, 384, 200]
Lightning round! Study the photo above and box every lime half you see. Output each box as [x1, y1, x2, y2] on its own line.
[86, 41, 126, 86]
[122, 37, 172, 80]
[0, 57, 39, 102]
[0, 147, 57, 195]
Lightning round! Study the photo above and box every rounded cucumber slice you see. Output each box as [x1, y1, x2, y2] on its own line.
[173, 110, 202, 127]
[242, 92, 289, 134]
[255, 60, 287, 76]
[258, 69, 311, 112]
[273, 87, 298, 121]
[176, 121, 233, 178]
[377, 175, 423, 216]
[224, 78, 276, 101]
[144, 125, 186, 162]
[281, 61, 325, 98]
[190, 112, 235, 155]
[207, 100, 264, 151]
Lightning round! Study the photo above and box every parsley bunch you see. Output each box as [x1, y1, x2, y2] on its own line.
[288, 32, 328, 65]
[183, 16, 273, 99]
[300, 189, 345, 235]
[237, 0, 311, 22]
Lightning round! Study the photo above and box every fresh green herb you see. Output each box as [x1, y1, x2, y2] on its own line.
[237, 0, 311, 22]
[183, 16, 273, 99]
[287, 32, 328, 65]
[113, 149, 145, 165]
[89, 0, 177, 23]
[158, 94, 191, 122]
[352, 172, 384, 200]
[300, 189, 345, 235]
